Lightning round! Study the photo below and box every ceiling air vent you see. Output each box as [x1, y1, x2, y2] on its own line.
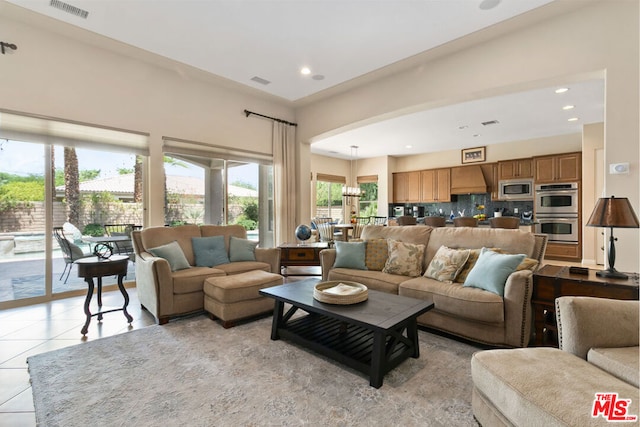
[481, 120, 500, 126]
[250, 76, 271, 85]
[50, 0, 89, 19]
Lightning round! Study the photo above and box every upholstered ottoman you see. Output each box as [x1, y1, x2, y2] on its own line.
[203, 270, 283, 328]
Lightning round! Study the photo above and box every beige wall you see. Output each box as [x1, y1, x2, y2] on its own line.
[298, 1, 639, 272]
[0, 2, 294, 226]
[582, 123, 605, 265]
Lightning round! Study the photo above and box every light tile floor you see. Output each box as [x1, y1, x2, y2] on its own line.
[0, 270, 318, 427]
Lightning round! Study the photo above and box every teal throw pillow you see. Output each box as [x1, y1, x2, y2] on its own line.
[192, 236, 229, 267]
[148, 240, 191, 271]
[463, 248, 525, 296]
[333, 241, 367, 270]
[229, 236, 258, 262]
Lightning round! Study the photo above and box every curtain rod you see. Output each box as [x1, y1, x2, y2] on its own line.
[244, 109, 297, 127]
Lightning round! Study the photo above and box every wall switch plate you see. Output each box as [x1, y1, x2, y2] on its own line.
[609, 163, 629, 174]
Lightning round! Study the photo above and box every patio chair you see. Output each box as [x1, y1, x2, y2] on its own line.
[103, 224, 135, 260]
[53, 227, 93, 284]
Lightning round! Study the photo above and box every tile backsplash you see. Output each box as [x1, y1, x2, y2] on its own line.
[389, 194, 534, 219]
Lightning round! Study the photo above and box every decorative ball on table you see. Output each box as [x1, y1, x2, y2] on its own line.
[295, 224, 312, 245]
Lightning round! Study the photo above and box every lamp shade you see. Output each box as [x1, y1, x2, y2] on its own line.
[586, 196, 639, 228]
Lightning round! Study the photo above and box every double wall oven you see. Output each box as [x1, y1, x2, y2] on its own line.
[534, 183, 579, 243]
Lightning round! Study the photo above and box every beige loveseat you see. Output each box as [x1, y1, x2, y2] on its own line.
[132, 224, 281, 324]
[471, 297, 639, 426]
[320, 225, 547, 347]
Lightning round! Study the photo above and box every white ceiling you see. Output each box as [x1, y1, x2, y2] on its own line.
[4, 0, 604, 159]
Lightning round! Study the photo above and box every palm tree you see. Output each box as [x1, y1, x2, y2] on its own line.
[64, 147, 81, 225]
[133, 155, 143, 203]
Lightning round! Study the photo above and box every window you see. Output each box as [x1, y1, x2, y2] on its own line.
[358, 175, 378, 217]
[316, 173, 345, 223]
[162, 138, 274, 246]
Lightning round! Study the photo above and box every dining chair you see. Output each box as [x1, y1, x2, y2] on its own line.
[53, 227, 93, 283]
[370, 216, 388, 225]
[351, 217, 371, 240]
[315, 222, 336, 245]
[397, 215, 417, 226]
[422, 216, 446, 227]
[453, 217, 479, 227]
[489, 216, 520, 229]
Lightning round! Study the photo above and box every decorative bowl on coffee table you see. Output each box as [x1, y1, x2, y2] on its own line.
[313, 280, 368, 305]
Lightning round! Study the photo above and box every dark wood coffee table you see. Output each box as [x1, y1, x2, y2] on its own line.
[259, 278, 434, 388]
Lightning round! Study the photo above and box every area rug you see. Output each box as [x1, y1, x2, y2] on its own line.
[28, 315, 482, 426]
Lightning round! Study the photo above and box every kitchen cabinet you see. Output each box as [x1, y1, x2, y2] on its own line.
[480, 163, 499, 200]
[392, 171, 420, 203]
[534, 152, 581, 183]
[420, 168, 450, 202]
[498, 158, 533, 180]
[544, 242, 582, 261]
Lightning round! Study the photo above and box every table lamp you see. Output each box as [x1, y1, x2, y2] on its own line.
[586, 196, 639, 279]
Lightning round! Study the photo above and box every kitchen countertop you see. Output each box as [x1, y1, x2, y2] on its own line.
[390, 217, 537, 226]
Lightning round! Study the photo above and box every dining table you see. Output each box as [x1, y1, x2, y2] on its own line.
[333, 223, 354, 241]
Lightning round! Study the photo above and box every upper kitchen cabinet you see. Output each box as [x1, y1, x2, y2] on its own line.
[392, 171, 421, 203]
[534, 152, 582, 183]
[480, 163, 499, 200]
[498, 158, 533, 180]
[421, 168, 451, 202]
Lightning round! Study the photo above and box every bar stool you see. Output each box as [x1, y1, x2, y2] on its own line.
[397, 215, 417, 226]
[423, 217, 446, 227]
[489, 216, 520, 229]
[453, 217, 478, 227]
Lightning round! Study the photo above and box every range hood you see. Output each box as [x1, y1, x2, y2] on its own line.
[450, 166, 487, 195]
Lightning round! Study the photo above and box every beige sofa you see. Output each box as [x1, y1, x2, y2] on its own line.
[471, 297, 639, 426]
[320, 225, 548, 347]
[132, 224, 281, 324]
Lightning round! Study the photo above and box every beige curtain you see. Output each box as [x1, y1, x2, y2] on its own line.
[272, 122, 297, 246]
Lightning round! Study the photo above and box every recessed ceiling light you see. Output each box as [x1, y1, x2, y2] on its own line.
[555, 88, 569, 94]
[479, 0, 501, 10]
[563, 105, 575, 110]
[473, 134, 481, 137]
[458, 125, 468, 130]
[405, 145, 413, 149]
[300, 67, 311, 75]
[312, 74, 325, 81]
[567, 117, 579, 122]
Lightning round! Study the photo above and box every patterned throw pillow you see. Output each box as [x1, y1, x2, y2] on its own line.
[365, 239, 388, 271]
[382, 239, 425, 277]
[424, 246, 470, 283]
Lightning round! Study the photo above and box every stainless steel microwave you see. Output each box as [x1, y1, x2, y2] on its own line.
[498, 179, 534, 201]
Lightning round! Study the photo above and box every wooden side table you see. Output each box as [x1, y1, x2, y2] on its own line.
[278, 242, 328, 276]
[75, 255, 133, 335]
[531, 264, 639, 347]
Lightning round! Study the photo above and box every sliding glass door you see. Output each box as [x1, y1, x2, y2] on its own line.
[0, 110, 148, 309]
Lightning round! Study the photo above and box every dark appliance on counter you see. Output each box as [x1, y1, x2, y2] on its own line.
[412, 206, 424, 218]
[534, 182, 579, 243]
